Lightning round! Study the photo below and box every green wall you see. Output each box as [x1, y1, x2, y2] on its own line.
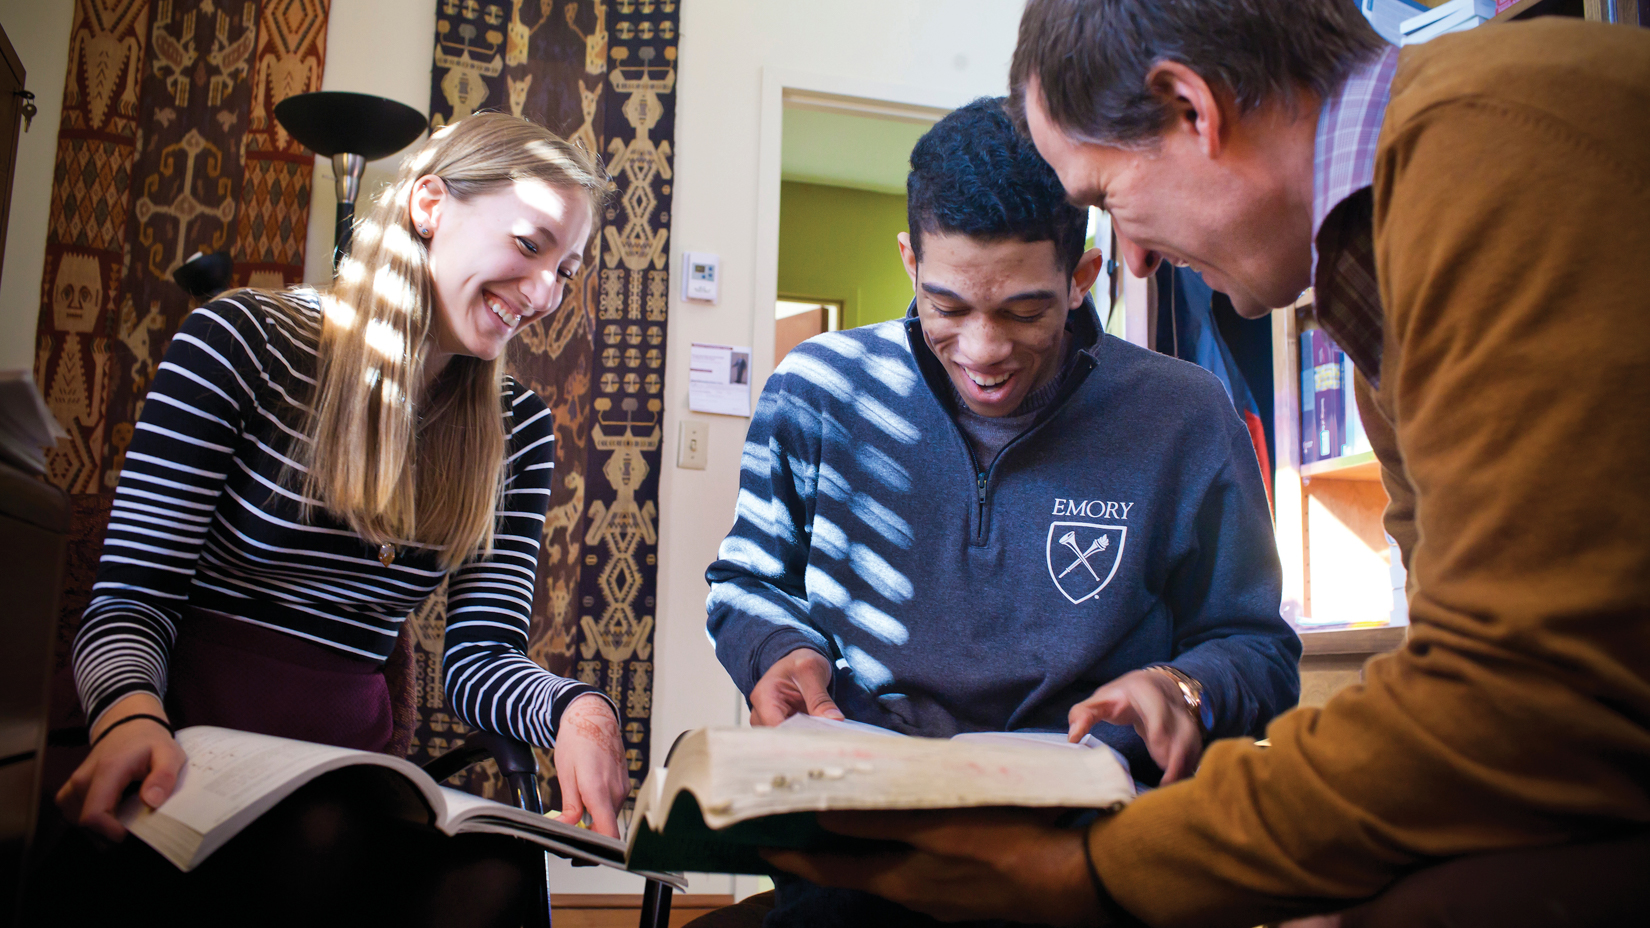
[777, 181, 913, 331]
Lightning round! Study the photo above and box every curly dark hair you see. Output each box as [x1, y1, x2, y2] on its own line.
[906, 96, 1089, 276]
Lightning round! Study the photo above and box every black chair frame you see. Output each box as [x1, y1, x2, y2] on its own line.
[423, 731, 674, 928]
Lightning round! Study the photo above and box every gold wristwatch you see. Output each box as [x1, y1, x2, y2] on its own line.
[1145, 664, 1212, 740]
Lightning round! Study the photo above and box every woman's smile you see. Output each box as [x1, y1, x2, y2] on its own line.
[483, 289, 522, 329]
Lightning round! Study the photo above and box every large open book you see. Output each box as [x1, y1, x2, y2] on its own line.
[624, 715, 1136, 874]
[133, 722, 1132, 881]
[0, 370, 67, 474]
[120, 727, 685, 888]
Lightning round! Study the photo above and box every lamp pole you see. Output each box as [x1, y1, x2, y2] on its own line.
[272, 92, 428, 274]
[331, 152, 366, 269]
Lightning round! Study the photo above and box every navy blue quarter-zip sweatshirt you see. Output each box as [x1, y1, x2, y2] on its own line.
[706, 300, 1299, 781]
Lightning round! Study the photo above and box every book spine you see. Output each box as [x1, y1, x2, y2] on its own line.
[1330, 334, 1341, 461]
[1343, 355, 1372, 456]
[1342, 354, 1354, 457]
[1363, 0, 1431, 46]
[1313, 331, 1343, 461]
[1331, 341, 1346, 460]
[1300, 331, 1318, 466]
[1404, 8, 1483, 44]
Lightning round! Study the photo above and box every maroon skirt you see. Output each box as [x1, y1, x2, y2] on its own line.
[165, 606, 393, 753]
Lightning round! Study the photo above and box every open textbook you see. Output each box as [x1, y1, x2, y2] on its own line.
[624, 715, 1137, 875]
[128, 722, 1132, 880]
[0, 370, 68, 474]
[119, 726, 685, 888]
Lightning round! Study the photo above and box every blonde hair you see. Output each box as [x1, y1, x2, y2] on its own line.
[299, 112, 607, 570]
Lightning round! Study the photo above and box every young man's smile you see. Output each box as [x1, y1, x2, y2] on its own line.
[899, 231, 1101, 418]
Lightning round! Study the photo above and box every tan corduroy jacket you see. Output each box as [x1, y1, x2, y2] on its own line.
[1086, 20, 1650, 928]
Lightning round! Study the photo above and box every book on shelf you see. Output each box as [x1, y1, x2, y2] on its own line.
[1300, 329, 1318, 466]
[1400, 0, 1493, 44]
[1360, 0, 1429, 45]
[1301, 330, 1378, 466]
[0, 370, 68, 475]
[625, 714, 1137, 875]
[1311, 330, 1345, 464]
[119, 726, 685, 888]
[1405, 10, 1484, 44]
[1342, 355, 1372, 457]
[1294, 614, 1394, 630]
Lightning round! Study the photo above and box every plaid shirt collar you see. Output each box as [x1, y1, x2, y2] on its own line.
[1310, 45, 1400, 385]
[1312, 45, 1400, 278]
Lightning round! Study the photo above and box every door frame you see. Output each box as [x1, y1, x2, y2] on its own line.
[750, 69, 963, 394]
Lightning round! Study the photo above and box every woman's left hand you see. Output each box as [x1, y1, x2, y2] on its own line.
[553, 693, 629, 838]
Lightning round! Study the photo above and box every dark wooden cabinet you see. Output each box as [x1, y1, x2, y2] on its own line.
[0, 22, 26, 287]
[0, 461, 69, 920]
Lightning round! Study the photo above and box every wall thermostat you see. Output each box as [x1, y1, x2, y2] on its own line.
[683, 251, 720, 303]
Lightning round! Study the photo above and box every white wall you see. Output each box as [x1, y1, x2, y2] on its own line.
[0, 0, 75, 372]
[300, 0, 436, 285]
[0, 0, 1025, 898]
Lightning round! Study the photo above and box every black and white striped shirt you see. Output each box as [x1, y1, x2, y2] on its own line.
[73, 289, 602, 746]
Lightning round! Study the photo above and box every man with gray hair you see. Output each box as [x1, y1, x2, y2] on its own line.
[768, 3, 1650, 926]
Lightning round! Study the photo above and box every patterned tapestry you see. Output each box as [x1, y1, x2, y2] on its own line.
[408, 0, 677, 807]
[34, 0, 330, 722]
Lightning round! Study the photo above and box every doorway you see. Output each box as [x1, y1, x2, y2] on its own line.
[751, 73, 960, 391]
[774, 297, 843, 364]
[774, 96, 937, 367]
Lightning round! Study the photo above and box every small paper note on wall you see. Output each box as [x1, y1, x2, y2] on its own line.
[688, 343, 752, 417]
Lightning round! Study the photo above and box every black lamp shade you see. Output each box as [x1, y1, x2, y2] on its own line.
[273, 91, 428, 160]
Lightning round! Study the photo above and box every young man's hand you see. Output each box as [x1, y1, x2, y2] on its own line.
[553, 693, 630, 838]
[764, 808, 1105, 926]
[1067, 669, 1204, 783]
[56, 693, 185, 841]
[747, 648, 843, 727]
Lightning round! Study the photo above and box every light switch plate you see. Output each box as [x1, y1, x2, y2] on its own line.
[678, 420, 708, 470]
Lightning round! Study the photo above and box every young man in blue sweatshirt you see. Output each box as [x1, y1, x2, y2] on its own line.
[701, 97, 1299, 926]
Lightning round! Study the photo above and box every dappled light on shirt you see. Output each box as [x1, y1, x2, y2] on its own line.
[846, 601, 909, 646]
[841, 645, 894, 690]
[711, 325, 934, 682]
[849, 544, 914, 604]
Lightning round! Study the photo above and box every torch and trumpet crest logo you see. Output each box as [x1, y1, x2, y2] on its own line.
[1046, 522, 1127, 604]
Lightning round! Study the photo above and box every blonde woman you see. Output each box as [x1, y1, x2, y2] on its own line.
[47, 114, 625, 926]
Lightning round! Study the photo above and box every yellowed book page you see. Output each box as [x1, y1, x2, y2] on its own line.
[653, 724, 1135, 832]
[122, 726, 435, 870]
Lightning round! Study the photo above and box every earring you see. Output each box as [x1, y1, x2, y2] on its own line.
[419, 226, 430, 237]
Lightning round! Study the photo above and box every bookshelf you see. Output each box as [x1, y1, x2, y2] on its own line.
[1300, 450, 1380, 482]
[1490, 0, 1641, 27]
[1259, 0, 1634, 701]
[1271, 292, 1408, 682]
[1276, 0, 1638, 696]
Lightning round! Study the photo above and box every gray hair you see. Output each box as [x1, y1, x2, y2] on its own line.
[1009, 0, 1385, 148]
